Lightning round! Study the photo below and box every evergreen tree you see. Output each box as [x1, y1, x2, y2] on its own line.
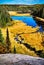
[0, 29, 4, 44]
[6, 28, 11, 53]
[13, 46, 16, 53]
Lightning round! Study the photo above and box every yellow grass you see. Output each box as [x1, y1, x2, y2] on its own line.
[0, 20, 44, 56]
[8, 11, 31, 16]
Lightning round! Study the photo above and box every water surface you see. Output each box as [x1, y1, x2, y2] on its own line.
[11, 16, 43, 31]
[11, 16, 37, 27]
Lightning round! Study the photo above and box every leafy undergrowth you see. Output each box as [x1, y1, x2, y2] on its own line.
[0, 20, 44, 58]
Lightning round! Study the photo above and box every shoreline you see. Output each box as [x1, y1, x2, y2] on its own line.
[8, 11, 31, 16]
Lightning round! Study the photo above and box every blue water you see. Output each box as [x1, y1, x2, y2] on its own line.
[11, 16, 37, 27]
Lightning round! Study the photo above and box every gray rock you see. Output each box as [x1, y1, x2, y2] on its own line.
[0, 54, 44, 65]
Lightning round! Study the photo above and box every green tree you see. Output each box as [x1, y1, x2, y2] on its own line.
[40, 52, 44, 58]
[6, 28, 11, 53]
[0, 6, 12, 27]
[0, 29, 4, 44]
[13, 46, 16, 53]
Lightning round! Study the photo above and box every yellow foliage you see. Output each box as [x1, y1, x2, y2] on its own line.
[0, 20, 44, 57]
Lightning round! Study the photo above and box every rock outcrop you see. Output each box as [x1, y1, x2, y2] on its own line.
[0, 54, 44, 65]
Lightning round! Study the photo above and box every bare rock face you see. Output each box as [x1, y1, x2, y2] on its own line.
[0, 54, 44, 65]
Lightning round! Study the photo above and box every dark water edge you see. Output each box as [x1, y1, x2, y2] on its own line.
[33, 16, 44, 32]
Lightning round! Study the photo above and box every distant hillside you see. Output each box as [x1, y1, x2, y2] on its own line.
[31, 4, 44, 18]
[0, 4, 44, 18]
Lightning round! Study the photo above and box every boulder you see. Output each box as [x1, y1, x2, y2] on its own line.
[0, 54, 44, 65]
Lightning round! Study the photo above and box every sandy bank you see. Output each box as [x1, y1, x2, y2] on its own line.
[8, 11, 31, 16]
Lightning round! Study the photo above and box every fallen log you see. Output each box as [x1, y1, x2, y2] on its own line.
[34, 16, 44, 22]
[33, 16, 44, 30]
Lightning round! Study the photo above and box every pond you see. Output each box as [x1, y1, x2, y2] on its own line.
[11, 16, 43, 31]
